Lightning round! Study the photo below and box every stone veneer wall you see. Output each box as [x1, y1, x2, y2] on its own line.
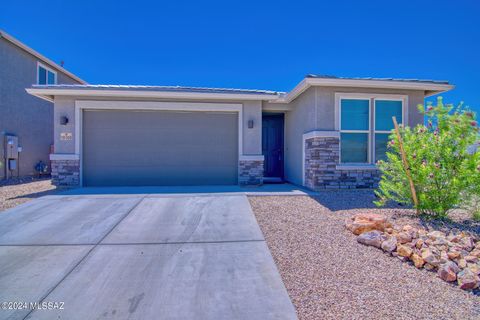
[238, 159, 264, 186]
[304, 136, 380, 190]
[51, 159, 80, 186]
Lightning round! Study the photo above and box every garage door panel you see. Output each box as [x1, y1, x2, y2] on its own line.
[82, 110, 238, 186]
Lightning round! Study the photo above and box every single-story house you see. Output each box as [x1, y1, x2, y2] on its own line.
[26, 75, 453, 190]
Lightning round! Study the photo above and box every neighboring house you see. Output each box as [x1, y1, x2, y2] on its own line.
[27, 75, 453, 190]
[0, 30, 85, 179]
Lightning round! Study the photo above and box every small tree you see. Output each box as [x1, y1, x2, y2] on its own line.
[375, 97, 479, 218]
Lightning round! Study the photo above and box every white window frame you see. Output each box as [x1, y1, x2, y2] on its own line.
[37, 62, 57, 85]
[335, 93, 407, 165]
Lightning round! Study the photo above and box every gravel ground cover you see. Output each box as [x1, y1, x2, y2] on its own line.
[249, 191, 480, 320]
[0, 177, 66, 212]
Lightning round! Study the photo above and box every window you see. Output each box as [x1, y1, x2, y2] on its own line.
[374, 99, 403, 162]
[340, 99, 370, 163]
[339, 95, 404, 164]
[37, 63, 56, 85]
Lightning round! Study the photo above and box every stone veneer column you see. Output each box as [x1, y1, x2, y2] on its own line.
[304, 131, 380, 190]
[238, 156, 264, 186]
[50, 155, 80, 186]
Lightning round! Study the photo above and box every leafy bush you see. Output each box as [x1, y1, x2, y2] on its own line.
[375, 97, 480, 219]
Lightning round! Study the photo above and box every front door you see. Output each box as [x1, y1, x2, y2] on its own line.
[262, 114, 284, 178]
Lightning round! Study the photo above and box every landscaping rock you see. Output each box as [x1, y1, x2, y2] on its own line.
[397, 245, 413, 258]
[447, 250, 460, 260]
[428, 231, 446, 240]
[457, 269, 480, 290]
[357, 230, 387, 248]
[381, 236, 397, 253]
[458, 258, 467, 269]
[467, 263, 480, 275]
[424, 263, 436, 271]
[470, 249, 480, 257]
[461, 237, 475, 251]
[415, 239, 424, 250]
[346, 214, 391, 235]
[421, 248, 441, 267]
[411, 253, 425, 268]
[465, 255, 479, 263]
[345, 216, 480, 290]
[397, 232, 412, 244]
[437, 261, 460, 282]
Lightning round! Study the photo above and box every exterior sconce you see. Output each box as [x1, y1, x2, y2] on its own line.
[60, 116, 69, 125]
[248, 119, 254, 129]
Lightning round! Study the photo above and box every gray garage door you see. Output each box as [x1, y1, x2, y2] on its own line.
[82, 110, 238, 186]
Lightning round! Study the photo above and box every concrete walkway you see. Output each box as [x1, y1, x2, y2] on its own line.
[0, 192, 297, 320]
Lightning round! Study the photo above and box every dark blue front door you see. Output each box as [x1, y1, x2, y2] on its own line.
[262, 114, 284, 178]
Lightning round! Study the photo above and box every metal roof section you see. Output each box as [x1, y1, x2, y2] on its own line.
[306, 74, 450, 85]
[0, 29, 86, 84]
[273, 75, 454, 103]
[26, 84, 282, 102]
[30, 84, 282, 95]
[25, 76, 454, 103]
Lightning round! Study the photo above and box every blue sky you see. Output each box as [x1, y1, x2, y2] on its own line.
[2, 0, 479, 110]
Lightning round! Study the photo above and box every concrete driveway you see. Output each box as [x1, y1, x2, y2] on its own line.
[0, 192, 297, 320]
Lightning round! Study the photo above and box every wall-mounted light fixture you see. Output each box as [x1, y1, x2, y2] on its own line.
[248, 119, 254, 129]
[60, 116, 69, 125]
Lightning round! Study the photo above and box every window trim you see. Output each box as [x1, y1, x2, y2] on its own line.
[335, 93, 408, 165]
[37, 62, 57, 85]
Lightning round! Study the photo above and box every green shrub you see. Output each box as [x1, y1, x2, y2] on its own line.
[473, 210, 480, 222]
[375, 97, 479, 219]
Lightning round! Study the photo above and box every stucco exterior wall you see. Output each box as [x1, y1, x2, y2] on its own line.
[52, 96, 263, 156]
[314, 86, 425, 129]
[242, 101, 262, 155]
[48, 84, 428, 187]
[278, 86, 426, 186]
[283, 87, 316, 185]
[0, 37, 81, 179]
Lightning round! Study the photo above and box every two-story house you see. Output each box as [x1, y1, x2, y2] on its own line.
[0, 30, 85, 180]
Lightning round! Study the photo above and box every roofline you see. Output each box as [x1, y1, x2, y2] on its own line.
[0, 30, 86, 84]
[271, 77, 455, 103]
[25, 88, 279, 103]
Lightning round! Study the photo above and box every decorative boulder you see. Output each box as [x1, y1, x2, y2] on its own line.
[457, 269, 480, 290]
[421, 248, 441, 267]
[346, 213, 391, 235]
[397, 232, 412, 244]
[411, 253, 425, 268]
[437, 261, 460, 282]
[397, 245, 413, 258]
[381, 236, 397, 253]
[357, 230, 388, 248]
[447, 250, 460, 260]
